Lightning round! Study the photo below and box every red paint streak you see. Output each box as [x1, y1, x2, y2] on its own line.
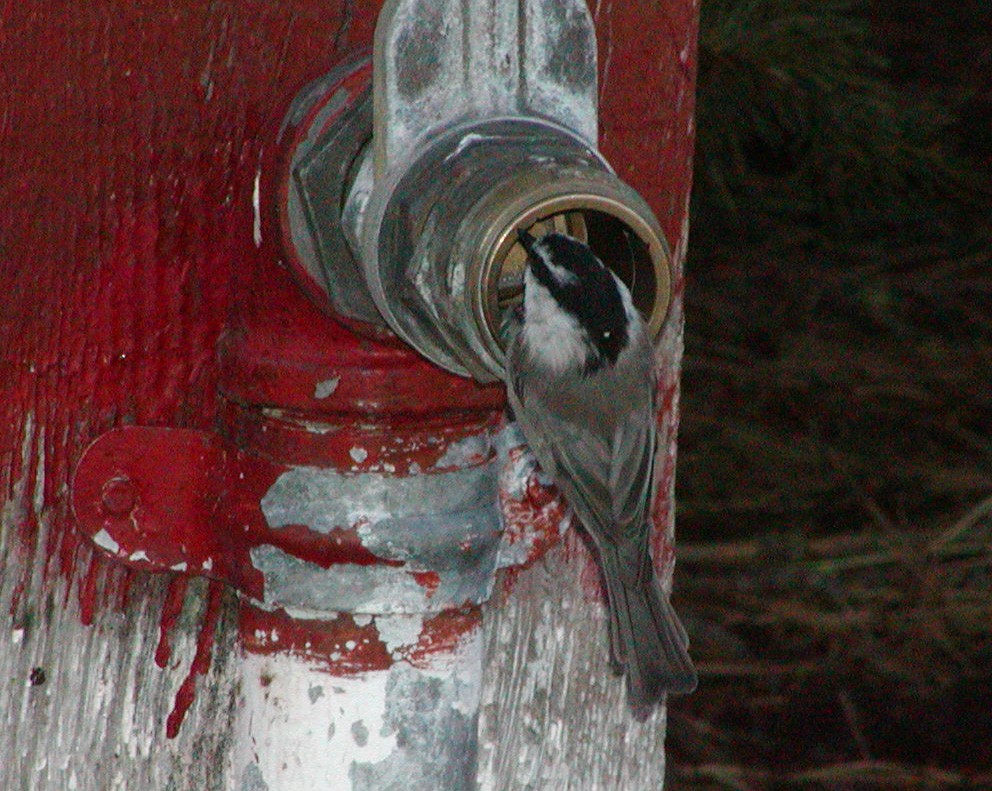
[265, 524, 402, 568]
[113, 570, 131, 613]
[156, 576, 189, 669]
[78, 555, 100, 627]
[240, 605, 392, 674]
[166, 580, 225, 739]
[403, 608, 482, 669]
[411, 570, 441, 599]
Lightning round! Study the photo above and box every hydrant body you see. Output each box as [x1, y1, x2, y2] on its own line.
[0, 2, 699, 789]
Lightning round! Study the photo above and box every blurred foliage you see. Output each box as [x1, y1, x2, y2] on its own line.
[693, 0, 986, 241]
[669, 0, 992, 788]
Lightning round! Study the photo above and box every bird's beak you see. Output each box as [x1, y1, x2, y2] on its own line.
[516, 227, 539, 258]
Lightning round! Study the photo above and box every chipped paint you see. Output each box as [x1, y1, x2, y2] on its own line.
[375, 613, 425, 658]
[255, 463, 502, 613]
[253, 168, 263, 247]
[313, 376, 340, 399]
[92, 528, 121, 555]
[235, 620, 483, 791]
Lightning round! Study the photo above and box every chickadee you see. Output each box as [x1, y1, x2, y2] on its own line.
[504, 229, 697, 716]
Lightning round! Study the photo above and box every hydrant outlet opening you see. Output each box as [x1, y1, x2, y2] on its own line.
[478, 197, 673, 366]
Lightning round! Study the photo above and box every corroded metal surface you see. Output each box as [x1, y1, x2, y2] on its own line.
[373, 0, 598, 174]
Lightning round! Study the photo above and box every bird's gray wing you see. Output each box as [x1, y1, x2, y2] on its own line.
[524, 398, 615, 533]
[505, 336, 612, 532]
[505, 331, 659, 555]
[510, 391, 637, 539]
[607, 396, 659, 581]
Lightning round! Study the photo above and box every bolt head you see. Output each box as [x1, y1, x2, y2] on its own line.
[101, 476, 137, 516]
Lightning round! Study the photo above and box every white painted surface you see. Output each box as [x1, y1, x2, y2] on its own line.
[234, 621, 484, 791]
[235, 653, 397, 790]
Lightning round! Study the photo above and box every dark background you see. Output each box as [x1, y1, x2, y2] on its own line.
[669, 1, 992, 788]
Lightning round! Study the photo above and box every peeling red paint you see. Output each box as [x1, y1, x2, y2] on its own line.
[239, 606, 393, 675]
[238, 604, 485, 675]
[404, 608, 482, 669]
[410, 570, 441, 599]
[156, 577, 190, 669]
[496, 445, 569, 567]
[71, 426, 505, 599]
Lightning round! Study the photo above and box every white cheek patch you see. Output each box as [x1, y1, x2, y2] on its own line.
[612, 271, 646, 344]
[609, 272, 637, 321]
[522, 269, 589, 373]
[533, 242, 579, 286]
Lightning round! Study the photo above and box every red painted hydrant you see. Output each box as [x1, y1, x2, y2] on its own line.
[1, 1, 698, 789]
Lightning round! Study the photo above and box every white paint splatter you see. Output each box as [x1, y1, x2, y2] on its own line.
[252, 168, 263, 247]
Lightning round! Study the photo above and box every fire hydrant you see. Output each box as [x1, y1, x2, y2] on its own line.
[59, 1, 696, 788]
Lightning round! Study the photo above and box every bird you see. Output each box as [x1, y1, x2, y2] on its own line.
[503, 228, 697, 717]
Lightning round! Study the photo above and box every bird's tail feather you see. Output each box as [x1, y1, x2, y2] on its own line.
[603, 553, 697, 718]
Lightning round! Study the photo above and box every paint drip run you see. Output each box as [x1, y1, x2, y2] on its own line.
[165, 580, 225, 738]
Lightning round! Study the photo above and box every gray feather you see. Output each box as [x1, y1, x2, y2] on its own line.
[505, 302, 697, 713]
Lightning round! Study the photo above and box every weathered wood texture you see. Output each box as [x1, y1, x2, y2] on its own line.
[0, 2, 697, 789]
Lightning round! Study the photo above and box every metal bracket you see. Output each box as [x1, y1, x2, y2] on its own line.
[71, 424, 567, 617]
[372, 0, 598, 176]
